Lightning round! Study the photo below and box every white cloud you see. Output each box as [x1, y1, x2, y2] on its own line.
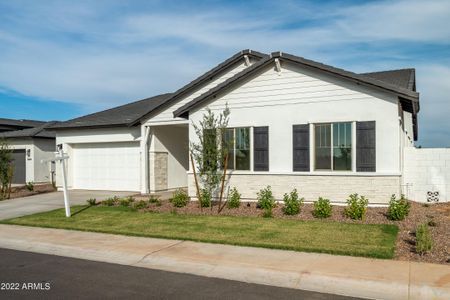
[0, 0, 449, 146]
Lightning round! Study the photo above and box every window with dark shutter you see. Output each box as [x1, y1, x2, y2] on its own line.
[253, 126, 269, 171]
[293, 124, 310, 171]
[356, 121, 376, 172]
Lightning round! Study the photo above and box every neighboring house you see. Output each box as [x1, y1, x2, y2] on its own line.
[0, 120, 57, 184]
[51, 49, 448, 204]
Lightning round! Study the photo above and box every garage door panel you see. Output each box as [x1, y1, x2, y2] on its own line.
[73, 142, 140, 191]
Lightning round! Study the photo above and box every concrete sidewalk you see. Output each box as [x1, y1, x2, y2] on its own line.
[0, 225, 448, 300]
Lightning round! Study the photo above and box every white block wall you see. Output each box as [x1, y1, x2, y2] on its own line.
[403, 147, 450, 202]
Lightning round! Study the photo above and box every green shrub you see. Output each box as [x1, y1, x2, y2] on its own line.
[199, 188, 212, 208]
[387, 194, 410, 221]
[257, 186, 275, 210]
[102, 196, 118, 206]
[149, 196, 161, 206]
[312, 197, 332, 218]
[227, 187, 241, 208]
[25, 181, 34, 191]
[282, 189, 303, 215]
[416, 223, 433, 254]
[119, 196, 134, 207]
[262, 208, 273, 218]
[170, 189, 189, 208]
[133, 200, 148, 210]
[86, 198, 97, 206]
[344, 193, 369, 220]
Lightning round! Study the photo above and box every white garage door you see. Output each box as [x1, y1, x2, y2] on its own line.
[73, 142, 140, 191]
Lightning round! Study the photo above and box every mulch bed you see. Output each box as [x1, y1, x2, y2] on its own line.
[5, 183, 56, 199]
[135, 196, 450, 265]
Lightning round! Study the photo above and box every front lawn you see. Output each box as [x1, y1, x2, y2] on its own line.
[1, 205, 398, 259]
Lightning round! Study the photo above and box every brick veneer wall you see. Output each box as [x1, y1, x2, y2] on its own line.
[188, 173, 400, 205]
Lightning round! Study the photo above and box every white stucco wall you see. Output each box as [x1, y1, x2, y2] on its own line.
[403, 147, 450, 202]
[7, 138, 55, 183]
[187, 61, 404, 202]
[151, 125, 189, 190]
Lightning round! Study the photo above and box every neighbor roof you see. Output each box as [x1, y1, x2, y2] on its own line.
[0, 118, 46, 128]
[51, 93, 173, 129]
[0, 121, 58, 139]
[173, 51, 420, 119]
[131, 49, 267, 125]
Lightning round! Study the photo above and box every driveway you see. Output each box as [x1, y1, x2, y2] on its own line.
[0, 190, 133, 220]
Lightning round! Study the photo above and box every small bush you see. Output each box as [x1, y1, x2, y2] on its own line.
[148, 196, 159, 203]
[199, 188, 212, 208]
[262, 208, 273, 218]
[133, 200, 148, 210]
[102, 196, 119, 206]
[257, 186, 275, 210]
[119, 196, 134, 207]
[170, 189, 189, 208]
[227, 187, 241, 209]
[282, 189, 303, 215]
[344, 193, 369, 220]
[86, 198, 97, 206]
[416, 223, 433, 254]
[25, 181, 34, 191]
[387, 194, 410, 221]
[149, 196, 161, 206]
[312, 197, 332, 218]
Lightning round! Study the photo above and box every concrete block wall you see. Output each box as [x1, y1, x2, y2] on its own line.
[403, 147, 450, 202]
[188, 174, 400, 205]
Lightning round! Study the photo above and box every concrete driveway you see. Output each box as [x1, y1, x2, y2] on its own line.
[0, 190, 133, 220]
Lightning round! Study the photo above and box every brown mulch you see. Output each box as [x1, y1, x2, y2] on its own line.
[4, 183, 56, 199]
[134, 196, 450, 265]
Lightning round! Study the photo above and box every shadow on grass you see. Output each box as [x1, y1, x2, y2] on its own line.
[71, 205, 93, 216]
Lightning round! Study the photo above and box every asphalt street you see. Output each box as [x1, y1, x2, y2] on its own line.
[0, 248, 360, 299]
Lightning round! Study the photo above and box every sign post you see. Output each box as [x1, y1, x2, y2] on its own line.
[42, 145, 71, 217]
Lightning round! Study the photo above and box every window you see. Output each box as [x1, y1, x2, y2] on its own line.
[222, 127, 250, 170]
[314, 122, 352, 171]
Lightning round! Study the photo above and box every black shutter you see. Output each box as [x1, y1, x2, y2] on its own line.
[293, 124, 310, 171]
[253, 126, 269, 171]
[356, 121, 376, 172]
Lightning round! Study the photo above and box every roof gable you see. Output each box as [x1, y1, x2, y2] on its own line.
[133, 49, 267, 124]
[173, 51, 420, 118]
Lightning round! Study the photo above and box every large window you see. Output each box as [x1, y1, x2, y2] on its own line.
[314, 122, 352, 171]
[222, 127, 250, 170]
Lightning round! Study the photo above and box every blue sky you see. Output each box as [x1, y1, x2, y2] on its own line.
[0, 0, 449, 147]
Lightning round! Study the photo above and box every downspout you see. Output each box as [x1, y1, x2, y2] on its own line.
[142, 126, 151, 194]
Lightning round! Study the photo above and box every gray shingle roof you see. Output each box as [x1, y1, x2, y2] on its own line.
[0, 118, 46, 128]
[51, 93, 173, 129]
[0, 122, 57, 139]
[362, 69, 416, 91]
[173, 51, 419, 118]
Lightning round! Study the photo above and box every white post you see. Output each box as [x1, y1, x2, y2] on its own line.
[59, 147, 71, 217]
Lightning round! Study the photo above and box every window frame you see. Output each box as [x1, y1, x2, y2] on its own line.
[313, 122, 353, 172]
[222, 126, 251, 171]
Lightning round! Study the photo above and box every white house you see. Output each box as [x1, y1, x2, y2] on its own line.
[0, 119, 57, 184]
[51, 49, 449, 204]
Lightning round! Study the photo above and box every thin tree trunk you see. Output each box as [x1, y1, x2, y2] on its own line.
[217, 153, 229, 214]
[7, 165, 13, 199]
[190, 153, 202, 211]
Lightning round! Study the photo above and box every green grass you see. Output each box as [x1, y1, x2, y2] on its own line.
[1, 205, 398, 259]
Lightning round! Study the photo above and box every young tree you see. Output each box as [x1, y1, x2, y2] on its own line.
[190, 105, 231, 210]
[0, 140, 13, 200]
